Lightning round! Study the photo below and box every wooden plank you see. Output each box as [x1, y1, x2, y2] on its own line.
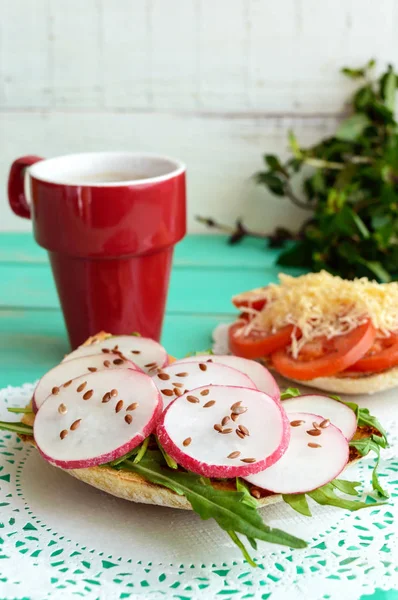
[0, 0, 52, 107]
[0, 260, 301, 313]
[0, 233, 283, 269]
[0, 309, 231, 387]
[0, 111, 338, 233]
[50, 0, 103, 107]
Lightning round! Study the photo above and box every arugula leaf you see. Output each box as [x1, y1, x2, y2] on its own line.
[184, 349, 214, 357]
[7, 407, 33, 414]
[280, 387, 301, 400]
[335, 113, 371, 142]
[236, 478, 259, 509]
[308, 483, 383, 511]
[0, 421, 34, 437]
[116, 452, 307, 563]
[133, 436, 150, 464]
[155, 436, 178, 469]
[349, 436, 389, 499]
[331, 479, 361, 496]
[108, 447, 140, 467]
[282, 493, 312, 517]
[338, 398, 388, 444]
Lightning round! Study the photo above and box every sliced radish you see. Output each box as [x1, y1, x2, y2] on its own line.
[281, 394, 357, 441]
[33, 353, 141, 413]
[157, 385, 290, 478]
[34, 369, 162, 469]
[62, 335, 168, 374]
[244, 412, 349, 494]
[152, 361, 257, 409]
[173, 355, 279, 400]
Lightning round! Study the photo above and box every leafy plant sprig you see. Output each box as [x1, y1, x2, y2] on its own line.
[198, 60, 398, 282]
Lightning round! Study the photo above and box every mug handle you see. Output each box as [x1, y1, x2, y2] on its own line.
[8, 155, 43, 219]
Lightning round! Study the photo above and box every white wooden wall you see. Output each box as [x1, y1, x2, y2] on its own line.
[0, 0, 397, 233]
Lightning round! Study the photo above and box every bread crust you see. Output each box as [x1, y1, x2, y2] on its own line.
[287, 366, 398, 395]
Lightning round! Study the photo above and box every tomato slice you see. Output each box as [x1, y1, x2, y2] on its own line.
[347, 332, 398, 373]
[271, 321, 376, 380]
[229, 320, 295, 359]
[232, 288, 268, 312]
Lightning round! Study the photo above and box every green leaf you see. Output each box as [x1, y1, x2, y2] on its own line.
[280, 387, 301, 400]
[0, 420, 34, 436]
[236, 478, 259, 509]
[331, 479, 361, 496]
[7, 407, 33, 414]
[288, 130, 303, 159]
[349, 437, 389, 499]
[255, 172, 286, 196]
[133, 436, 150, 464]
[282, 493, 312, 517]
[308, 483, 383, 511]
[357, 258, 391, 283]
[227, 531, 257, 567]
[155, 436, 178, 469]
[117, 452, 307, 563]
[381, 67, 396, 113]
[335, 113, 371, 141]
[108, 446, 140, 467]
[341, 67, 366, 80]
[264, 154, 287, 175]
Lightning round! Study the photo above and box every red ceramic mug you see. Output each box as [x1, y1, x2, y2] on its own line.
[8, 152, 186, 348]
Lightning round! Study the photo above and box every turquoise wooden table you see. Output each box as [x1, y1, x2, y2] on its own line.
[0, 232, 396, 600]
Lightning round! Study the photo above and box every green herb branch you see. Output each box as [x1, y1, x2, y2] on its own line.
[198, 60, 398, 282]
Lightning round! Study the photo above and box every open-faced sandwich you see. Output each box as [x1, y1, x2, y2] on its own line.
[230, 271, 398, 395]
[0, 331, 388, 566]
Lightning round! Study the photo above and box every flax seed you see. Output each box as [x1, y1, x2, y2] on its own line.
[52, 386, 60, 395]
[110, 389, 118, 397]
[221, 428, 233, 434]
[251, 488, 261, 499]
[145, 362, 157, 368]
[102, 392, 111, 403]
[319, 419, 330, 429]
[172, 382, 183, 388]
[203, 400, 216, 408]
[131, 350, 141, 355]
[127, 402, 138, 411]
[241, 458, 256, 463]
[221, 416, 230, 426]
[232, 406, 247, 415]
[187, 395, 199, 403]
[290, 420, 304, 427]
[125, 414, 133, 425]
[231, 401, 242, 411]
[227, 451, 241, 459]
[88, 367, 97, 372]
[214, 424, 223, 432]
[102, 348, 110, 354]
[158, 373, 170, 381]
[113, 358, 124, 365]
[236, 429, 245, 439]
[70, 419, 81, 431]
[77, 382, 87, 393]
[63, 380, 72, 387]
[231, 413, 239, 422]
[83, 390, 94, 400]
[200, 389, 210, 396]
[312, 421, 321, 430]
[115, 400, 124, 413]
[199, 363, 207, 371]
[60, 429, 68, 440]
[103, 360, 111, 368]
[307, 429, 321, 437]
[58, 403, 67, 415]
[161, 389, 174, 396]
[308, 442, 321, 448]
[183, 437, 192, 447]
[238, 425, 250, 436]
[174, 387, 183, 397]
[176, 372, 188, 377]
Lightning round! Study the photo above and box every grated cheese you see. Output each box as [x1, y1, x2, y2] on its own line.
[240, 271, 398, 358]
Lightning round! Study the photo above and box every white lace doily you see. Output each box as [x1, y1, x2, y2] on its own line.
[1, 362, 398, 599]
